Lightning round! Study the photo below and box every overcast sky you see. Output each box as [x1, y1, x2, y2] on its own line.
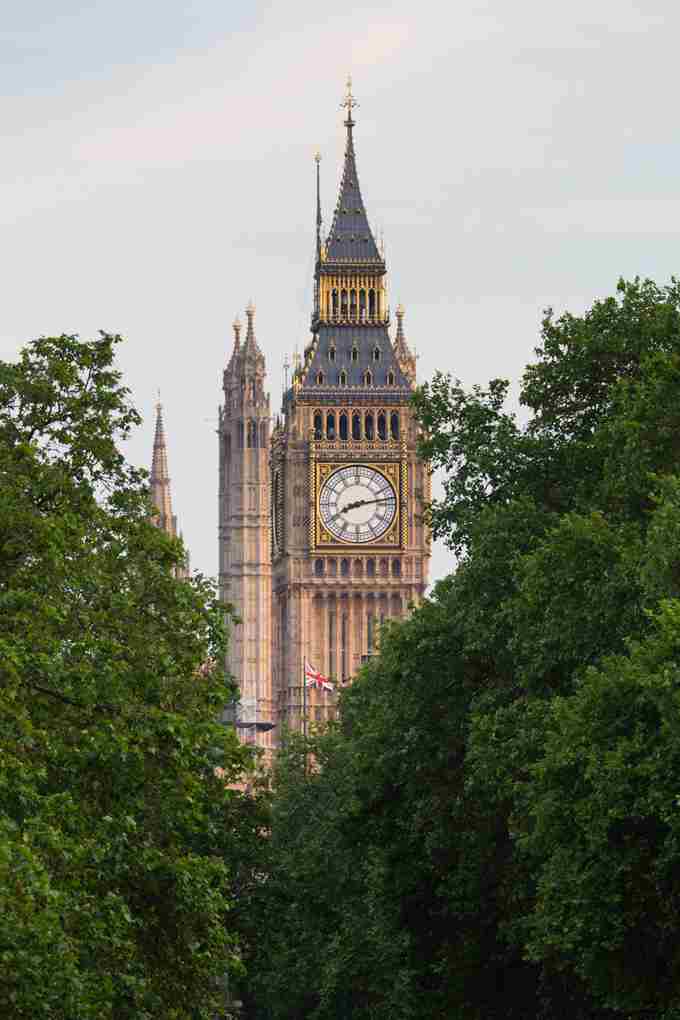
[1, 0, 678, 583]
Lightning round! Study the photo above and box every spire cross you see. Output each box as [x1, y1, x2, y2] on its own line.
[341, 74, 359, 127]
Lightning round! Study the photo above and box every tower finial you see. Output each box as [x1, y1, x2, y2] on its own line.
[246, 301, 255, 337]
[341, 73, 358, 130]
[232, 316, 242, 346]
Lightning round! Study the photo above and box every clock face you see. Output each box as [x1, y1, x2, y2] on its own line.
[319, 465, 397, 544]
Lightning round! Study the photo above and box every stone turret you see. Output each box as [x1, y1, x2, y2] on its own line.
[218, 306, 273, 756]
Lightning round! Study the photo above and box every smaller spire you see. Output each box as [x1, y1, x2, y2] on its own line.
[241, 301, 263, 360]
[150, 399, 174, 535]
[225, 316, 242, 376]
[315, 150, 322, 261]
[393, 303, 417, 386]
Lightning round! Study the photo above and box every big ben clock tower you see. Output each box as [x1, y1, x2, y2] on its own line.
[270, 81, 430, 734]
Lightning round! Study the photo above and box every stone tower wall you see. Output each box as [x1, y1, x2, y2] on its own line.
[218, 312, 273, 754]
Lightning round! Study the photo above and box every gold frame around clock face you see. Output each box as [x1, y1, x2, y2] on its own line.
[315, 461, 401, 548]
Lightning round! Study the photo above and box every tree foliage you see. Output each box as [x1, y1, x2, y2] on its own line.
[247, 279, 680, 1019]
[0, 334, 261, 1019]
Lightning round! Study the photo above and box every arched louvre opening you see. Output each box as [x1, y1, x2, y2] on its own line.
[352, 413, 361, 441]
[314, 412, 323, 440]
[365, 413, 374, 441]
[341, 289, 348, 317]
[390, 412, 399, 440]
[339, 413, 348, 440]
[326, 412, 336, 440]
[377, 412, 387, 441]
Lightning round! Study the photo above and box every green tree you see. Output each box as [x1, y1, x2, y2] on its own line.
[247, 278, 680, 1019]
[0, 334, 259, 1019]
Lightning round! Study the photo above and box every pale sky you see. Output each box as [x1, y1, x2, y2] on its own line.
[1, 0, 679, 583]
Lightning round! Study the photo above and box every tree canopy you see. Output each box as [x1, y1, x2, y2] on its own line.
[245, 278, 680, 1019]
[0, 334, 261, 1019]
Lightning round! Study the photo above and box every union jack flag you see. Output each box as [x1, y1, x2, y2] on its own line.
[304, 659, 335, 692]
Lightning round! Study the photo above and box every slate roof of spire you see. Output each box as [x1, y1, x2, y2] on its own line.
[323, 89, 383, 268]
[299, 324, 411, 393]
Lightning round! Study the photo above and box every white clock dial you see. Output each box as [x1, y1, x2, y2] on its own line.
[319, 465, 397, 544]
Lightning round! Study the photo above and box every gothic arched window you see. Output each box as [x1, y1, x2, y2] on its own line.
[314, 558, 324, 577]
[373, 346, 381, 362]
[317, 371, 324, 385]
[390, 412, 400, 440]
[332, 289, 339, 316]
[359, 289, 366, 318]
[377, 412, 387, 441]
[326, 412, 335, 440]
[329, 346, 336, 362]
[366, 558, 376, 577]
[314, 412, 323, 440]
[339, 412, 348, 440]
[392, 558, 401, 577]
[341, 289, 348, 317]
[368, 289, 376, 317]
[365, 412, 374, 440]
[340, 558, 350, 577]
[351, 346, 358, 363]
[340, 370, 347, 386]
[364, 370, 373, 386]
[388, 371, 395, 385]
[352, 412, 361, 441]
[350, 290, 357, 318]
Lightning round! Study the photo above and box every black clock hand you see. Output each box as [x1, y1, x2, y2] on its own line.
[330, 497, 393, 519]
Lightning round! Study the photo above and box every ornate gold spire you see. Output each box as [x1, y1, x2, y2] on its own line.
[341, 73, 359, 129]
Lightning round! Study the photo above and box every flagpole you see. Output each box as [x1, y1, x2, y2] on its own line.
[302, 658, 307, 750]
